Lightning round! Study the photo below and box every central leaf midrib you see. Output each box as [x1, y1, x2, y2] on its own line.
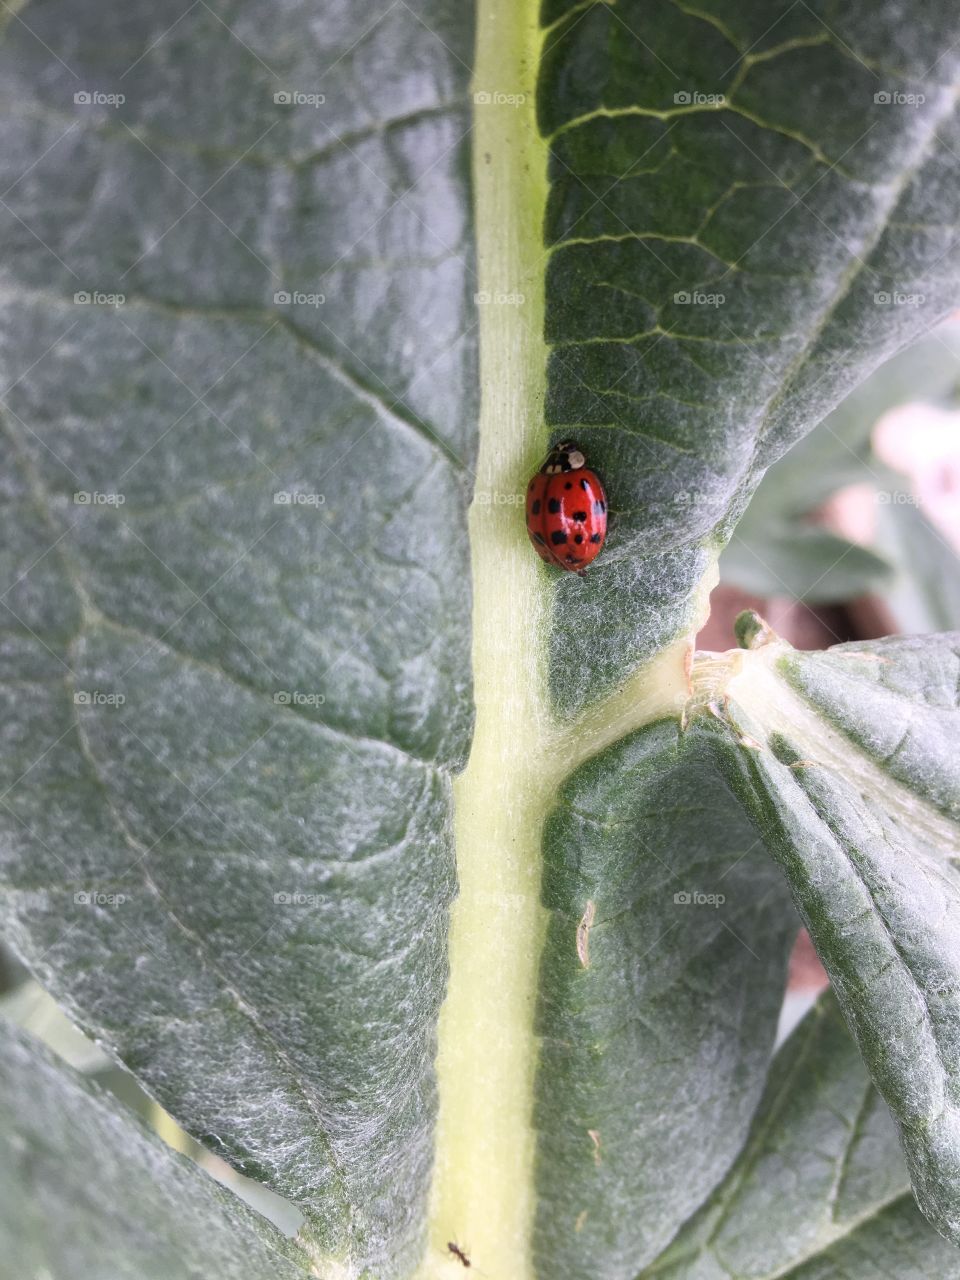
[418, 1, 553, 1272]
[419, 3, 708, 1274]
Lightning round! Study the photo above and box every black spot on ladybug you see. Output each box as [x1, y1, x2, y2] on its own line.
[574, 534, 583, 544]
[594, 500, 606, 514]
[590, 532, 602, 543]
[551, 531, 567, 545]
[565, 481, 573, 489]
[572, 510, 587, 522]
[531, 499, 541, 515]
[533, 532, 546, 546]
[547, 498, 561, 514]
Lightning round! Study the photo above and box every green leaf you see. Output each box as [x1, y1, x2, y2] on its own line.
[539, 2, 960, 711]
[0, 1020, 310, 1280]
[533, 720, 799, 1275]
[642, 994, 960, 1279]
[0, 1, 475, 1273]
[704, 622, 960, 1247]
[3, 1, 960, 1278]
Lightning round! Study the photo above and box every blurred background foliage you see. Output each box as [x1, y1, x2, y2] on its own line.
[716, 316, 960, 638]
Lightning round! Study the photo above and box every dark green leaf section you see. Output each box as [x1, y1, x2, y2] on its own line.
[642, 995, 960, 1279]
[0, 1021, 309, 1280]
[533, 720, 799, 1279]
[0, 1, 475, 1272]
[714, 634, 960, 1247]
[537, 0, 960, 713]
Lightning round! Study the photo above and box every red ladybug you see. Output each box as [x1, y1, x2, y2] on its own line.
[525, 440, 607, 574]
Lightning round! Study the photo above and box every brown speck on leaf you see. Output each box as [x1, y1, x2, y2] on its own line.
[575, 1210, 589, 1233]
[588, 1129, 602, 1165]
[447, 1241, 471, 1267]
[576, 901, 596, 968]
[682, 641, 694, 692]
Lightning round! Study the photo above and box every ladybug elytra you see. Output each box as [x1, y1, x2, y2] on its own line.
[525, 440, 607, 574]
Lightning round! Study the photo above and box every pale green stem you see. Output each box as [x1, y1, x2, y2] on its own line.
[416, 3, 715, 1269]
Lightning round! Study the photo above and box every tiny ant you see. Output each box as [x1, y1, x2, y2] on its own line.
[447, 1241, 471, 1267]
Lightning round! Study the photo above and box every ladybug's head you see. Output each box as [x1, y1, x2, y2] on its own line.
[544, 440, 586, 474]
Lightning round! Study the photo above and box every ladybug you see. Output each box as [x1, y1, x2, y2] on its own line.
[525, 440, 607, 573]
